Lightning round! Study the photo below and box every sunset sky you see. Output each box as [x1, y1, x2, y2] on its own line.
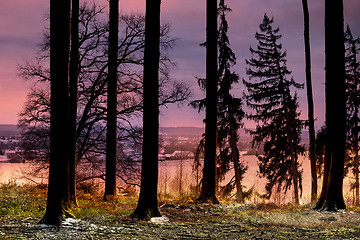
[0, 0, 359, 131]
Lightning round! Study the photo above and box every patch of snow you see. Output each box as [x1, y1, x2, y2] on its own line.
[150, 216, 169, 224]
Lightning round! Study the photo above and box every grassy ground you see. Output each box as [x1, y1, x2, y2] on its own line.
[1, 183, 360, 239]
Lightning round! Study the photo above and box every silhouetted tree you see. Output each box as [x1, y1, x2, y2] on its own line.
[344, 25, 360, 205]
[243, 14, 305, 204]
[131, 0, 162, 219]
[19, 4, 189, 189]
[315, 126, 326, 178]
[315, 0, 346, 211]
[216, 0, 246, 202]
[301, 0, 317, 202]
[104, 0, 119, 201]
[68, 0, 80, 206]
[198, 0, 219, 204]
[40, 0, 71, 226]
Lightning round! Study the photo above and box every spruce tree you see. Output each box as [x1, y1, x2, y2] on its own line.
[216, 0, 246, 202]
[190, 0, 246, 202]
[344, 25, 360, 205]
[243, 14, 305, 204]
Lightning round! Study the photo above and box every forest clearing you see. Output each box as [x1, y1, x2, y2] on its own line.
[1, 183, 360, 240]
[0, 0, 359, 238]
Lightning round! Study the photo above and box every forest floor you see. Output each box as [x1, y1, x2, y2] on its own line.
[1, 184, 360, 239]
[2, 201, 360, 239]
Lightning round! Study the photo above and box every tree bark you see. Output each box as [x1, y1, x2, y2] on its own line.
[198, 0, 219, 204]
[104, 0, 119, 200]
[40, 0, 71, 226]
[301, 0, 317, 202]
[321, 0, 346, 211]
[229, 117, 243, 203]
[131, 0, 162, 219]
[68, 0, 80, 206]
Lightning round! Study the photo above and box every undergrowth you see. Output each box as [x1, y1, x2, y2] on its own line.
[2, 182, 360, 223]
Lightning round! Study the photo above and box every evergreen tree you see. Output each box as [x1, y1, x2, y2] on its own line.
[243, 14, 305, 204]
[344, 25, 360, 205]
[216, 0, 246, 202]
[190, 0, 246, 202]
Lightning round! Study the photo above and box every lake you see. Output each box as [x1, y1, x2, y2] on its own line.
[0, 154, 356, 204]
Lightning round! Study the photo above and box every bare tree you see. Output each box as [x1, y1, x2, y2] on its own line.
[68, 0, 80, 206]
[18, 3, 190, 194]
[301, 0, 317, 202]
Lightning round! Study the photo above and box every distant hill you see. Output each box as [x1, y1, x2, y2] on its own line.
[160, 127, 204, 136]
[159, 127, 253, 140]
[0, 124, 21, 137]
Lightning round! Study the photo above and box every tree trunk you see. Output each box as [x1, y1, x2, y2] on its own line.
[40, 0, 71, 226]
[286, 113, 299, 205]
[68, 0, 80, 206]
[198, 0, 219, 204]
[229, 117, 243, 203]
[314, 145, 331, 209]
[354, 56, 359, 206]
[131, 0, 161, 219]
[321, 0, 346, 211]
[351, 33, 360, 206]
[104, 0, 119, 201]
[301, 0, 317, 202]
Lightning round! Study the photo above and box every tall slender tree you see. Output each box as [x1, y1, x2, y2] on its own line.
[344, 25, 360, 205]
[68, 0, 80, 205]
[104, 0, 119, 200]
[301, 0, 317, 202]
[40, 0, 71, 226]
[197, 0, 219, 204]
[243, 14, 305, 204]
[316, 0, 346, 211]
[216, 0, 246, 202]
[131, 0, 162, 219]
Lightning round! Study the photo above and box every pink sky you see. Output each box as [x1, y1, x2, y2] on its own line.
[0, 0, 359, 130]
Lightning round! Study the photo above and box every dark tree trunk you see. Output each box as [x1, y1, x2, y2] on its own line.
[131, 0, 161, 219]
[314, 145, 331, 209]
[68, 0, 80, 206]
[355, 64, 359, 206]
[321, 0, 346, 211]
[104, 0, 119, 200]
[40, 0, 71, 226]
[198, 0, 219, 204]
[301, 0, 317, 202]
[229, 117, 243, 203]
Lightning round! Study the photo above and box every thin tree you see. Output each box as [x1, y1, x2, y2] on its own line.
[315, 0, 346, 211]
[301, 0, 317, 202]
[131, 0, 162, 219]
[40, 0, 71, 226]
[243, 14, 305, 204]
[216, 0, 246, 202]
[197, 0, 219, 204]
[104, 0, 119, 200]
[344, 25, 360, 205]
[68, 0, 80, 205]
